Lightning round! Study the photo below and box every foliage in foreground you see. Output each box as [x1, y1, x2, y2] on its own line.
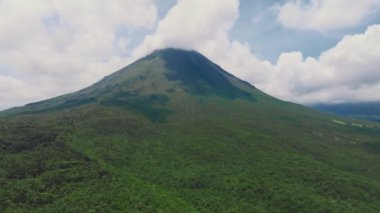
[1, 102, 380, 212]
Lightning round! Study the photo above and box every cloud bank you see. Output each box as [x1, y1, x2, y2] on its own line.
[0, 0, 157, 109]
[267, 24, 380, 103]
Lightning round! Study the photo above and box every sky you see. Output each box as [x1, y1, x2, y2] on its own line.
[1, 0, 380, 110]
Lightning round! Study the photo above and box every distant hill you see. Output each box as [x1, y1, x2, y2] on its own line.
[312, 102, 380, 122]
[1, 49, 380, 212]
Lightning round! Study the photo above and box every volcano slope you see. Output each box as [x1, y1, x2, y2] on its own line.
[1, 49, 380, 212]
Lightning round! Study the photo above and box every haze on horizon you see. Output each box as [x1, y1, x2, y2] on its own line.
[1, 0, 380, 110]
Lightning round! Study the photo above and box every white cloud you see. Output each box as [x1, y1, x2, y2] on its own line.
[0, 75, 41, 109]
[276, 0, 380, 31]
[264, 24, 380, 103]
[0, 0, 157, 110]
[132, 0, 239, 57]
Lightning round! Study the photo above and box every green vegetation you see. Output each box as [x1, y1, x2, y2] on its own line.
[1, 49, 380, 212]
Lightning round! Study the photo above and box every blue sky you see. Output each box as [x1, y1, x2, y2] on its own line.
[232, 0, 380, 62]
[0, 0, 380, 109]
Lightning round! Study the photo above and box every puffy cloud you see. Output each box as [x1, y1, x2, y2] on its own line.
[276, 0, 380, 31]
[132, 0, 239, 57]
[265, 25, 380, 103]
[0, 0, 157, 110]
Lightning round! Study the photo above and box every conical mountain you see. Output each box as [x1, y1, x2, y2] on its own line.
[1, 49, 380, 212]
[2, 48, 270, 119]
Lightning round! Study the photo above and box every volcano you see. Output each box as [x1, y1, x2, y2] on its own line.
[1, 49, 380, 212]
[2, 48, 263, 119]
